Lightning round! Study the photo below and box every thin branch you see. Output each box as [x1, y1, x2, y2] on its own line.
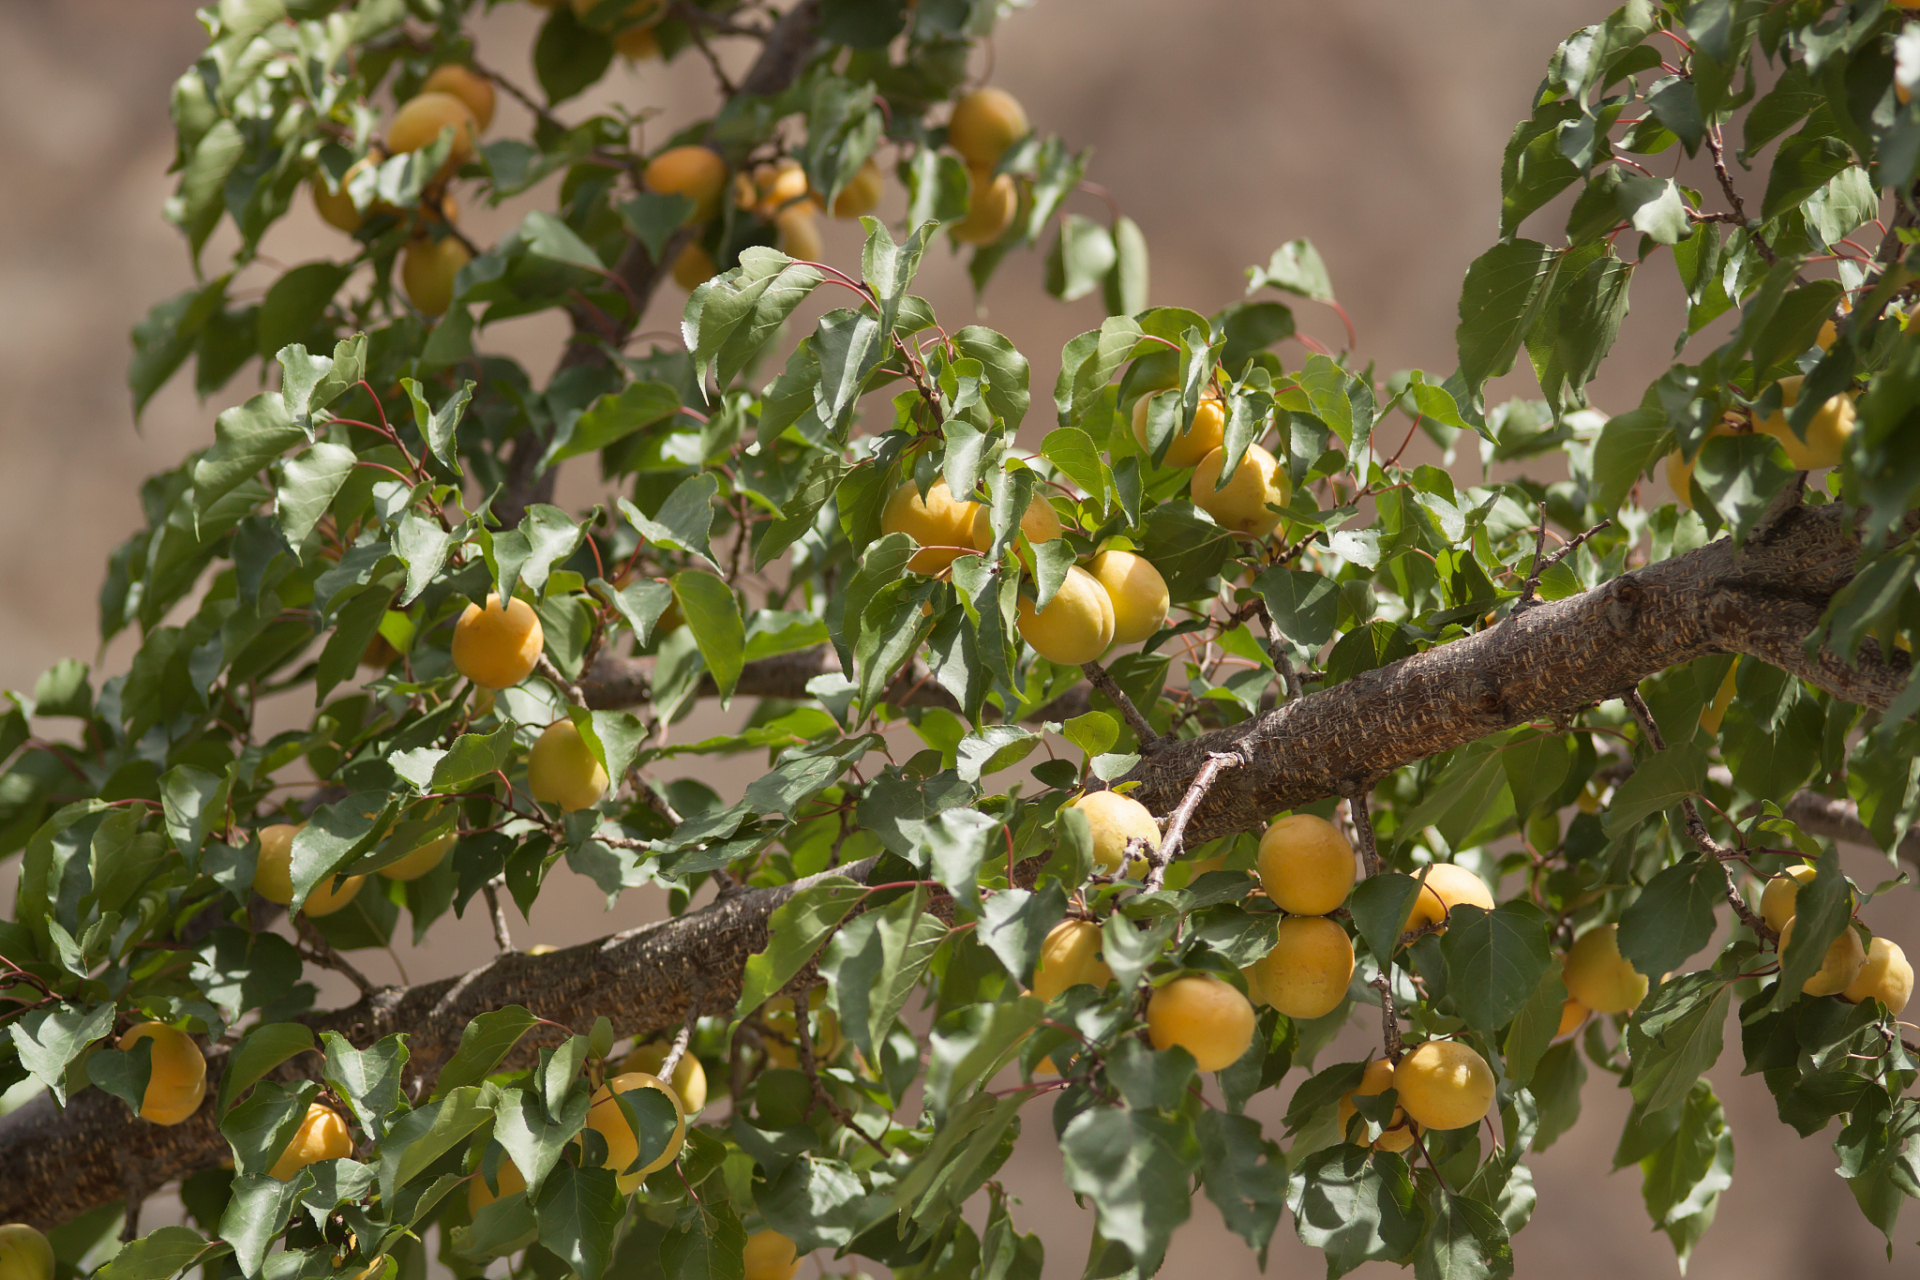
[538, 655, 588, 708]
[294, 916, 377, 996]
[791, 983, 888, 1156]
[1707, 123, 1776, 265]
[1515, 516, 1612, 613]
[1145, 752, 1242, 890]
[656, 999, 700, 1084]
[468, 57, 568, 134]
[1349, 790, 1401, 1062]
[1082, 659, 1161, 752]
[483, 879, 514, 953]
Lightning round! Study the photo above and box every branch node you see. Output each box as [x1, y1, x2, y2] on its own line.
[1081, 660, 1161, 753]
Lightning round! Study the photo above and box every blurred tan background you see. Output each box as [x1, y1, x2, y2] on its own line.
[2, 0, 1916, 1274]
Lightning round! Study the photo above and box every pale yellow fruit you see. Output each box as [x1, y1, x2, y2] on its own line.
[1842, 937, 1914, 1015]
[270, 1104, 354, 1181]
[527, 944, 559, 955]
[1561, 923, 1648, 1015]
[117, 1022, 207, 1126]
[1146, 974, 1256, 1072]
[1337, 1058, 1419, 1153]
[774, 206, 822, 261]
[952, 166, 1016, 245]
[1556, 998, 1588, 1038]
[643, 146, 728, 222]
[468, 1155, 526, 1212]
[1191, 443, 1289, 538]
[1066, 788, 1159, 873]
[1131, 390, 1227, 469]
[760, 989, 843, 1068]
[672, 242, 717, 291]
[378, 828, 455, 881]
[255, 823, 365, 916]
[1086, 550, 1169, 646]
[742, 1229, 800, 1280]
[1017, 564, 1116, 665]
[947, 88, 1029, 166]
[1778, 917, 1867, 996]
[0, 1226, 54, 1280]
[1241, 962, 1268, 1008]
[387, 92, 477, 176]
[1252, 915, 1354, 1020]
[619, 1043, 709, 1114]
[750, 159, 815, 217]
[1394, 1041, 1495, 1132]
[451, 594, 544, 689]
[528, 720, 610, 812]
[585, 1072, 685, 1193]
[829, 158, 884, 218]
[1031, 919, 1113, 1001]
[1665, 423, 1735, 511]
[1256, 814, 1356, 916]
[1398, 863, 1494, 938]
[1760, 864, 1818, 933]
[313, 156, 381, 233]
[880, 479, 979, 575]
[1817, 299, 1851, 351]
[400, 235, 471, 316]
[1756, 375, 1855, 470]
[421, 65, 495, 132]
[1699, 664, 1738, 735]
[614, 24, 660, 59]
[969, 493, 1063, 556]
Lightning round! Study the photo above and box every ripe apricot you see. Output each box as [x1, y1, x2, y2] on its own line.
[760, 989, 844, 1068]
[1146, 974, 1255, 1072]
[421, 65, 495, 132]
[947, 88, 1029, 167]
[270, 1103, 354, 1180]
[673, 242, 717, 290]
[745, 159, 814, 218]
[313, 155, 382, 233]
[1031, 919, 1113, 1001]
[1253, 916, 1354, 1020]
[1086, 550, 1168, 645]
[1191, 443, 1289, 537]
[0, 1226, 53, 1280]
[528, 720, 610, 812]
[1337, 1058, 1419, 1153]
[1017, 564, 1115, 664]
[1256, 814, 1356, 916]
[1066, 789, 1159, 874]
[451, 594, 544, 689]
[1842, 937, 1913, 1014]
[1817, 299, 1851, 351]
[880, 478, 979, 574]
[401, 235, 471, 316]
[619, 1043, 708, 1114]
[254, 823, 365, 916]
[1398, 863, 1494, 938]
[829, 158, 884, 218]
[1760, 864, 1818, 933]
[775, 206, 822, 261]
[1778, 917, 1867, 996]
[1665, 423, 1735, 511]
[378, 825, 455, 882]
[1393, 1040, 1495, 1132]
[1755, 376, 1855, 470]
[1562, 924, 1647, 1015]
[117, 1022, 207, 1125]
[644, 146, 728, 223]
[585, 1072, 685, 1193]
[1131, 389, 1226, 469]
[387, 92, 477, 177]
[1241, 962, 1268, 1008]
[742, 1230, 800, 1280]
[969, 493, 1063, 557]
[468, 1154, 526, 1211]
[952, 166, 1016, 245]
[1556, 998, 1588, 1038]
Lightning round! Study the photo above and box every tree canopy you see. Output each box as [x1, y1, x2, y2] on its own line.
[4, 0, 1920, 1278]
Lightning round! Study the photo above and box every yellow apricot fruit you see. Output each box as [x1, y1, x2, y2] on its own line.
[528, 720, 610, 812]
[1556, 998, 1588, 1038]
[1086, 550, 1169, 646]
[952, 166, 1017, 245]
[742, 1229, 800, 1280]
[881, 478, 979, 574]
[1191, 443, 1289, 538]
[1778, 917, 1868, 996]
[1755, 375, 1856, 470]
[1842, 937, 1914, 1015]
[0, 1226, 53, 1280]
[1698, 663, 1737, 735]
[673, 242, 717, 291]
[527, 943, 559, 955]
[378, 826, 455, 882]
[1817, 298, 1852, 351]
[1394, 1040, 1495, 1132]
[1018, 565, 1116, 665]
[1131, 389, 1227, 469]
[421, 65, 495, 132]
[585, 1072, 686, 1193]
[1241, 962, 1268, 1008]
[1398, 863, 1494, 938]
[947, 87, 1029, 166]
[117, 1022, 207, 1125]
[1561, 924, 1648, 1015]
[254, 823, 366, 916]
[1256, 813, 1357, 916]
[969, 493, 1063, 556]
[760, 989, 844, 1068]
[643, 146, 728, 222]
[1253, 915, 1355, 1021]
[451, 594, 545, 689]
[1665, 423, 1736, 511]
[1031, 919, 1113, 1001]
[1146, 974, 1256, 1072]
[387, 92, 477, 176]
[313, 156, 382, 233]
[270, 1103, 354, 1181]
[1066, 788, 1159, 874]
[750, 159, 814, 217]
[400, 235, 471, 316]
[1760, 863, 1818, 933]
[614, 23, 660, 59]
[468, 1155, 526, 1212]
[619, 1043, 709, 1114]
[829, 158, 884, 218]
[1337, 1058, 1419, 1153]
[775, 206, 823, 261]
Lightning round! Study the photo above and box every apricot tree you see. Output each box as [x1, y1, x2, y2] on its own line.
[3, 0, 1920, 1278]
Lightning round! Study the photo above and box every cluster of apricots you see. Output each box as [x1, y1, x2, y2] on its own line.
[658, 142, 887, 290]
[1760, 864, 1912, 1010]
[1666, 369, 1858, 508]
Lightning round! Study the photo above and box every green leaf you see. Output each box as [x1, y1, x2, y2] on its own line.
[401, 377, 473, 476]
[276, 443, 355, 550]
[97, 1227, 211, 1280]
[1440, 902, 1553, 1034]
[1502, 965, 1569, 1088]
[1774, 846, 1850, 1009]
[1760, 133, 1853, 223]
[193, 393, 306, 515]
[534, 1162, 625, 1280]
[660, 1202, 747, 1280]
[533, 4, 612, 105]
[820, 884, 948, 1061]
[321, 1031, 409, 1142]
[1196, 1110, 1287, 1261]
[378, 1085, 494, 1201]
[671, 570, 744, 703]
[217, 1174, 303, 1280]
[491, 503, 584, 602]
[735, 877, 866, 1016]
[685, 248, 826, 390]
[1046, 214, 1118, 303]
[492, 1085, 590, 1197]
[1524, 246, 1632, 413]
[1415, 1191, 1515, 1280]
[1456, 240, 1558, 400]
[1104, 215, 1150, 317]
[1638, 1080, 1733, 1235]
[1255, 567, 1340, 650]
[218, 1023, 314, 1116]
[256, 262, 350, 361]
[550, 381, 679, 465]
[1617, 857, 1721, 980]
[1289, 1146, 1423, 1272]
[1592, 406, 1667, 512]
[622, 474, 718, 566]
[1247, 239, 1335, 302]
[1627, 973, 1732, 1112]
[8, 1002, 113, 1104]
[1604, 741, 1708, 833]
[1059, 1106, 1199, 1271]
[1348, 872, 1421, 963]
[433, 1007, 537, 1101]
[86, 1036, 153, 1116]
[924, 996, 1046, 1117]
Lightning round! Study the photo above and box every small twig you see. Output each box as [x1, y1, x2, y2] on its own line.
[294, 915, 377, 996]
[468, 56, 568, 134]
[657, 996, 701, 1083]
[1707, 124, 1776, 265]
[1081, 660, 1160, 752]
[538, 655, 588, 708]
[1350, 790, 1401, 1062]
[483, 879, 514, 953]
[791, 985, 888, 1156]
[120, 1190, 144, 1242]
[681, 17, 739, 94]
[1347, 786, 1382, 878]
[1146, 752, 1242, 891]
[1515, 515, 1612, 614]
